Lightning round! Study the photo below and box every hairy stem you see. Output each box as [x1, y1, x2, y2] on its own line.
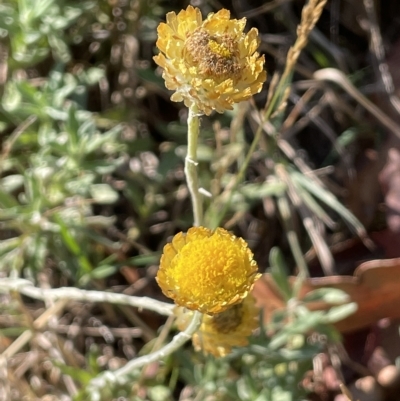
[0, 278, 174, 317]
[86, 312, 202, 400]
[185, 104, 203, 226]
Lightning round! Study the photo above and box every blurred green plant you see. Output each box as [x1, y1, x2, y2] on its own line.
[168, 247, 355, 401]
[0, 0, 377, 399]
[61, 246, 355, 401]
[0, 0, 94, 67]
[0, 66, 124, 281]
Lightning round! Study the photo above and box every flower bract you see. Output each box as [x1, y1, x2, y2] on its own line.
[153, 6, 266, 115]
[175, 294, 259, 357]
[156, 226, 260, 315]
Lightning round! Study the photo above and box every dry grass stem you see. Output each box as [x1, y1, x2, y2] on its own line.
[0, 115, 37, 173]
[86, 312, 202, 400]
[265, 71, 281, 111]
[281, 87, 318, 131]
[275, 163, 335, 275]
[241, 0, 293, 18]
[282, 0, 328, 83]
[2, 299, 68, 359]
[314, 68, 400, 138]
[339, 383, 354, 401]
[362, 0, 400, 115]
[249, 110, 327, 189]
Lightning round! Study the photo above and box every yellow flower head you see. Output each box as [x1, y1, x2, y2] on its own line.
[175, 294, 259, 357]
[156, 226, 261, 315]
[153, 6, 266, 115]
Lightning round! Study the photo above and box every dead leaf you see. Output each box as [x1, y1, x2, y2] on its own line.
[253, 258, 400, 333]
[370, 229, 400, 259]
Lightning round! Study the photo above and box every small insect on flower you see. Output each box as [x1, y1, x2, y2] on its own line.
[153, 6, 266, 115]
[156, 226, 261, 315]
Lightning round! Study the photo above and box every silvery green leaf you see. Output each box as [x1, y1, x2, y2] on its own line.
[303, 288, 350, 304]
[0, 174, 24, 192]
[90, 184, 118, 204]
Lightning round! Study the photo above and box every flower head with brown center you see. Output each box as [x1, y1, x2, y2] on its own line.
[175, 294, 259, 357]
[153, 6, 266, 115]
[157, 227, 260, 315]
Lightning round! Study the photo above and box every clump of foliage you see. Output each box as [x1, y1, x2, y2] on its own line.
[1, 0, 397, 400]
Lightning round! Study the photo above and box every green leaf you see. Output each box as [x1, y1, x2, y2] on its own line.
[32, 0, 56, 19]
[87, 344, 100, 375]
[323, 128, 359, 166]
[55, 218, 80, 255]
[54, 362, 93, 385]
[53, 214, 93, 277]
[240, 181, 287, 199]
[269, 247, 292, 301]
[290, 169, 367, 239]
[45, 106, 68, 121]
[321, 303, 358, 323]
[83, 126, 121, 155]
[0, 237, 21, 256]
[65, 104, 80, 147]
[84, 67, 104, 85]
[269, 309, 325, 350]
[26, 234, 48, 271]
[0, 327, 28, 336]
[0, 189, 19, 208]
[302, 288, 350, 304]
[90, 184, 119, 204]
[126, 253, 160, 267]
[291, 178, 335, 229]
[86, 264, 118, 280]
[23, 31, 42, 45]
[158, 146, 180, 179]
[148, 385, 172, 401]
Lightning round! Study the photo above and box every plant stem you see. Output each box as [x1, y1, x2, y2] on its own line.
[211, 125, 262, 229]
[0, 278, 175, 316]
[86, 312, 202, 400]
[185, 104, 203, 226]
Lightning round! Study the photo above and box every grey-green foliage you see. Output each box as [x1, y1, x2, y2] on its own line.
[0, 66, 124, 280]
[2, 65, 104, 125]
[171, 334, 316, 401]
[88, 246, 352, 401]
[179, 248, 355, 401]
[0, 0, 94, 66]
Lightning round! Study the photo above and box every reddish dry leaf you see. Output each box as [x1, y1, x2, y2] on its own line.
[253, 258, 400, 333]
[370, 229, 400, 259]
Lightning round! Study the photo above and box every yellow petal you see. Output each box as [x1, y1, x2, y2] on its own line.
[176, 294, 260, 357]
[157, 227, 261, 315]
[153, 6, 266, 114]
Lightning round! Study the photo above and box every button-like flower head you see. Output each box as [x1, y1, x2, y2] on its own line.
[153, 6, 266, 115]
[175, 294, 259, 357]
[157, 227, 261, 315]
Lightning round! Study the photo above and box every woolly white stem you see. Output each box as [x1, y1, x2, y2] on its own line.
[184, 104, 203, 226]
[0, 278, 174, 316]
[85, 312, 202, 400]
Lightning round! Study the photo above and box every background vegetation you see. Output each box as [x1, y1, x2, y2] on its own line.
[1, 0, 400, 400]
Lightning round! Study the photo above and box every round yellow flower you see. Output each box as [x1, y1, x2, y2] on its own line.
[153, 6, 266, 115]
[175, 294, 259, 357]
[156, 226, 260, 315]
